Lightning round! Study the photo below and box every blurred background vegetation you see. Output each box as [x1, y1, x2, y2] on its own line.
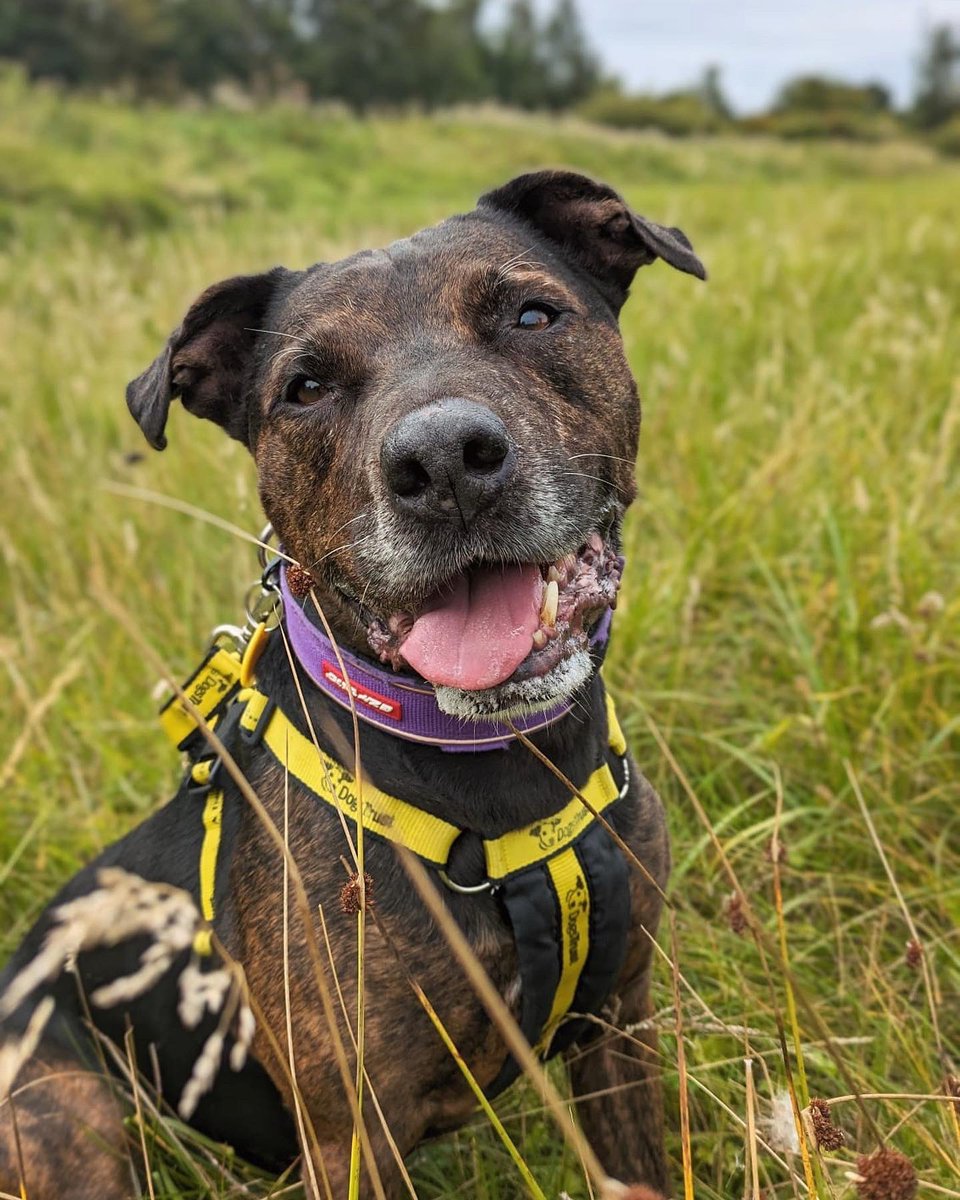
[1, 0, 960, 152]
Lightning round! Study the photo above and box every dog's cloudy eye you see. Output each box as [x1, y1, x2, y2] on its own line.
[289, 377, 327, 405]
[517, 304, 556, 331]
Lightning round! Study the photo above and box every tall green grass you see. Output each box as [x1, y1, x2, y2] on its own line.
[1, 72, 958, 1197]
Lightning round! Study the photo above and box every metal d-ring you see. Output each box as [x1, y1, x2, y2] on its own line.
[244, 579, 283, 632]
[437, 869, 493, 895]
[438, 760, 630, 896]
[256, 523, 276, 572]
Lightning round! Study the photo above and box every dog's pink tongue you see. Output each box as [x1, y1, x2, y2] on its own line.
[401, 564, 543, 690]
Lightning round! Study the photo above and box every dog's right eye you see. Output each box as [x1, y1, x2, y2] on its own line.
[517, 303, 558, 331]
[287, 377, 329, 405]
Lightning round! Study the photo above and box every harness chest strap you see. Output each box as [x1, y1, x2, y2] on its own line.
[161, 643, 633, 1095]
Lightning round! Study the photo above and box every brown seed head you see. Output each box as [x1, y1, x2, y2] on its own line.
[286, 563, 315, 598]
[904, 938, 923, 971]
[807, 1097, 845, 1151]
[339, 871, 374, 916]
[854, 1148, 917, 1200]
[724, 892, 747, 936]
[766, 836, 788, 865]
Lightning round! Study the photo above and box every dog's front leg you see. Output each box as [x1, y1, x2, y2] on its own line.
[568, 963, 669, 1197]
[299, 1131, 407, 1200]
[568, 771, 671, 1197]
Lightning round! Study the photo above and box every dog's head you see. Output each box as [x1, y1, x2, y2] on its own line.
[127, 171, 704, 720]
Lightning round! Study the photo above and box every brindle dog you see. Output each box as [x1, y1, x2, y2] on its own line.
[0, 171, 703, 1199]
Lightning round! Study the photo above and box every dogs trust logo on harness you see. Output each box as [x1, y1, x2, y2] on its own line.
[530, 804, 592, 853]
[321, 660, 403, 720]
[187, 663, 232, 708]
[565, 874, 589, 963]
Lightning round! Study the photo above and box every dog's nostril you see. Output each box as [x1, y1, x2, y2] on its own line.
[391, 457, 431, 498]
[463, 434, 508, 474]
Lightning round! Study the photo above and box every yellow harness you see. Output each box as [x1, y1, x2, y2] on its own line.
[161, 629, 631, 1092]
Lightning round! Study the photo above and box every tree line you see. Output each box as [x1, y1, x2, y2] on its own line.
[0, 0, 600, 111]
[1, 2, 958, 151]
[582, 27, 960, 147]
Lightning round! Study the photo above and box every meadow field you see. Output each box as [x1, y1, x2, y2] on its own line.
[0, 68, 958, 1197]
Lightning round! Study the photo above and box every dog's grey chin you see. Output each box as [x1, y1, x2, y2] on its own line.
[433, 651, 593, 721]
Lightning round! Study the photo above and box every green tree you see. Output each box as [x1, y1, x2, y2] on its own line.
[911, 23, 960, 129]
[486, 0, 545, 109]
[699, 63, 732, 119]
[773, 74, 891, 114]
[413, 0, 489, 107]
[541, 0, 599, 108]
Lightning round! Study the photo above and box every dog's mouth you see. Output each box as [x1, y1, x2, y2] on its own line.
[364, 534, 623, 705]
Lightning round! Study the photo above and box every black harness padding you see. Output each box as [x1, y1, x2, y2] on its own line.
[484, 755, 631, 1099]
[485, 862, 564, 1098]
[551, 815, 632, 1057]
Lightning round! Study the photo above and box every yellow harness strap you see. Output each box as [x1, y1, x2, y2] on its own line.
[240, 688, 462, 866]
[159, 646, 243, 750]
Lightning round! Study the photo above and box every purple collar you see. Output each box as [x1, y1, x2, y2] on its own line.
[279, 567, 611, 753]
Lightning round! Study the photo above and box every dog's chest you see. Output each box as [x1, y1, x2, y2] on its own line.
[228, 779, 521, 1139]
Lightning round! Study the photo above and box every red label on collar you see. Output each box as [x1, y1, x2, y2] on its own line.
[321, 660, 403, 720]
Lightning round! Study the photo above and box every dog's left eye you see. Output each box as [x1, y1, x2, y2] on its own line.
[517, 304, 557, 331]
[287, 377, 329, 405]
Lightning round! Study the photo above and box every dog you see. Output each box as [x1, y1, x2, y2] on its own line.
[0, 170, 703, 1199]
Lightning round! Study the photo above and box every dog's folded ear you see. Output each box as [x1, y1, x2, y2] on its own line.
[126, 267, 292, 450]
[478, 170, 705, 312]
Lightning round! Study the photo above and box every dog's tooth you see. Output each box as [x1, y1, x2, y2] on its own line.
[541, 580, 559, 627]
[532, 628, 548, 650]
[547, 564, 562, 584]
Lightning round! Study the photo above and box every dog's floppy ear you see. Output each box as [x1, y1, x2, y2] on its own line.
[126, 267, 291, 450]
[478, 170, 705, 311]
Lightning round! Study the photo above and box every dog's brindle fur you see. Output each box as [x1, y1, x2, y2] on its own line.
[0, 172, 703, 1198]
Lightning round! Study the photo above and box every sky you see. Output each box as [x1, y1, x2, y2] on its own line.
[563, 0, 960, 113]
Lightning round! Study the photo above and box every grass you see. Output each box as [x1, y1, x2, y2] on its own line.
[1, 67, 958, 1198]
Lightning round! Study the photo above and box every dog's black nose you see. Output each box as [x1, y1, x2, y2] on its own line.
[381, 399, 516, 526]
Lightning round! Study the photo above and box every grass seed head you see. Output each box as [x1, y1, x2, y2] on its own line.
[0, 995, 54, 1097]
[915, 590, 945, 620]
[854, 1148, 917, 1200]
[229, 1003, 256, 1072]
[904, 938, 923, 970]
[177, 960, 232, 1029]
[179, 1029, 225, 1119]
[340, 871, 374, 916]
[724, 891, 747, 935]
[286, 562, 315, 598]
[806, 1098, 845, 1151]
[765, 836, 788, 865]
[0, 869, 199, 1019]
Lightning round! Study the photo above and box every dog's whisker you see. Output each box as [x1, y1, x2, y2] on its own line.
[267, 342, 309, 371]
[245, 327, 310, 345]
[495, 247, 539, 286]
[308, 533, 376, 573]
[322, 513, 369, 546]
[567, 452, 636, 467]
[561, 470, 629, 498]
